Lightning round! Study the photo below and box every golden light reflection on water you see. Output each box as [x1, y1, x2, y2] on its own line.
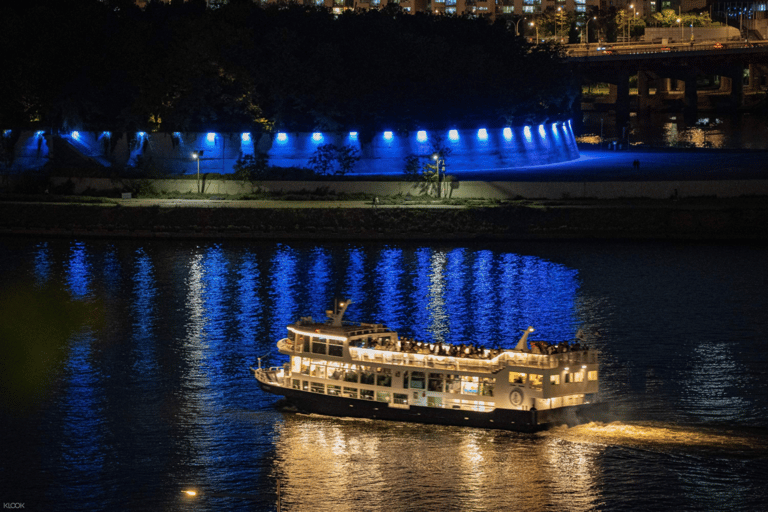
[271, 414, 604, 511]
[550, 421, 768, 456]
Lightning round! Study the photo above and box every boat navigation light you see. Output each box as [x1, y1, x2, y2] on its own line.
[183, 490, 197, 497]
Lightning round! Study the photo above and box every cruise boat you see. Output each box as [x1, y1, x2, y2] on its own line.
[252, 299, 608, 432]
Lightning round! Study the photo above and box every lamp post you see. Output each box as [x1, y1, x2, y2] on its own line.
[432, 153, 444, 199]
[677, 18, 682, 42]
[514, 16, 526, 37]
[192, 150, 204, 194]
[585, 16, 595, 46]
[557, 7, 562, 43]
[530, 21, 539, 44]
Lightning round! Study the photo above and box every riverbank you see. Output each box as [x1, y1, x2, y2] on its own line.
[2, 197, 766, 241]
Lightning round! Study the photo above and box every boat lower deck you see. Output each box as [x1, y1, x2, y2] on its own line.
[256, 374, 609, 433]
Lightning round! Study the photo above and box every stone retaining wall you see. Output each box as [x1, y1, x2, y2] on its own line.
[48, 176, 768, 200]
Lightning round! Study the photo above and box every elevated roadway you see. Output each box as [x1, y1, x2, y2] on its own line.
[564, 41, 768, 124]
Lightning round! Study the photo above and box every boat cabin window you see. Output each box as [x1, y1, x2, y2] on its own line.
[410, 371, 425, 389]
[310, 364, 326, 379]
[329, 339, 344, 357]
[446, 375, 460, 394]
[509, 372, 527, 384]
[328, 385, 341, 396]
[550, 375, 560, 385]
[461, 376, 479, 395]
[393, 393, 408, 405]
[360, 389, 374, 400]
[360, 367, 375, 385]
[302, 336, 310, 353]
[312, 337, 326, 355]
[376, 368, 392, 387]
[300, 359, 311, 376]
[377, 391, 391, 403]
[343, 387, 358, 398]
[588, 370, 598, 381]
[428, 373, 444, 392]
[481, 378, 495, 397]
[529, 374, 543, 390]
[344, 367, 360, 383]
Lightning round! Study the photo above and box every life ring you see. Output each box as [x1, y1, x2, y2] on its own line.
[509, 388, 524, 406]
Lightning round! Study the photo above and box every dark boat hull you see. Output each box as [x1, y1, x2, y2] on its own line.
[258, 381, 609, 433]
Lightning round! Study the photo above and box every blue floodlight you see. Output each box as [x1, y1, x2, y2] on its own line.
[349, 131, 358, 139]
[277, 132, 287, 142]
[539, 125, 546, 138]
[524, 126, 532, 142]
[477, 128, 488, 141]
[417, 130, 427, 142]
[448, 129, 459, 141]
[138, 131, 146, 138]
[71, 131, 80, 140]
[383, 131, 393, 141]
[36, 130, 45, 137]
[503, 127, 513, 141]
[241, 132, 251, 142]
[207, 132, 216, 142]
[312, 132, 323, 142]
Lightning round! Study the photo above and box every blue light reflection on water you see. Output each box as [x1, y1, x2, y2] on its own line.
[2, 239, 767, 511]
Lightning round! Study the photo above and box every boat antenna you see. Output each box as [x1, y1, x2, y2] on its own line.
[514, 326, 535, 351]
[327, 298, 352, 326]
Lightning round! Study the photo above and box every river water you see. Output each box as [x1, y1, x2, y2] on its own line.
[1, 238, 767, 511]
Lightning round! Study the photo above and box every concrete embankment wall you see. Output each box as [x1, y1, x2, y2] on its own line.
[2, 202, 767, 241]
[49, 176, 768, 200]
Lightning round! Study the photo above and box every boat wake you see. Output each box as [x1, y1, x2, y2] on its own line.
[546, 421, 768, 458]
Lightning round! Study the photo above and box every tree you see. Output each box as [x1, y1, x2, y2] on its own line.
[308, 144, 360, 176]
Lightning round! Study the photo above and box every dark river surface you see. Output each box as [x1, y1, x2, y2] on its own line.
[1, 238, 767, 511]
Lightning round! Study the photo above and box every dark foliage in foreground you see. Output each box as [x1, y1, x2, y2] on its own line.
[0, 0, 577, 135]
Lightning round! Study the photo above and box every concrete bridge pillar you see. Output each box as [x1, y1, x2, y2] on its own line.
[615, 72, 631, 126]
[683, 75, 698, 112]
[719, 75, 732, 93]
[637, 70, 652, 111]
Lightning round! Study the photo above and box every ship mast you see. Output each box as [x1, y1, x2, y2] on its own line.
[327, 298, 351, 326]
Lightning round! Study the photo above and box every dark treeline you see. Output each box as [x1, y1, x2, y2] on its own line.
[1, 0, 578, 137]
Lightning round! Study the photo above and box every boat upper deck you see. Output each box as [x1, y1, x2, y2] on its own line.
[277, 337, 597, 374]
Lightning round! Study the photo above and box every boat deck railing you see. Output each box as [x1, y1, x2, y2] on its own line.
[278, 338, 597, 373]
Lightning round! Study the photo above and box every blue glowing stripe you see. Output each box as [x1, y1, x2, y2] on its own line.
[312, 132, 323, 142]
[276, 132, 288, 142]
[477, 128, 488, 141]
[383, 131, 393, 141]
[241, 132, 251, 142]
[448, 130, 459, 141]
[503, 127, 513, 141]
[417, 130, 427, 142]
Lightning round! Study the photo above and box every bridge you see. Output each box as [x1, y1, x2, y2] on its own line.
[565, 41, 768, 124]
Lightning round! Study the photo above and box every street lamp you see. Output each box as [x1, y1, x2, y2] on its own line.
[557, 7, 562, 43]
[432, 153, 444, 199]
[585, 16, 595, 46]
[677, 18, 683, 42]
[192, 150, 204, 194]
[513, 16, 526, 37]
[530, 21, 539, 45]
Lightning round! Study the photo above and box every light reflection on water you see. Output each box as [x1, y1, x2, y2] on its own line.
[0, 239, 766, 511]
